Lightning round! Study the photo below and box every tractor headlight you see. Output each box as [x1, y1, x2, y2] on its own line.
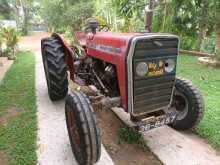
[165, 59, 175, 73]
[136, 62, 148, 77]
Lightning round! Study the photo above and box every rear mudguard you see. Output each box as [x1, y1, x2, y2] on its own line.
[51, 33, 75, 80]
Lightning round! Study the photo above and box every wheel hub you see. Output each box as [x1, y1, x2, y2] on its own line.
[66, 106, 81, 152]
[174, 92, 189, 120]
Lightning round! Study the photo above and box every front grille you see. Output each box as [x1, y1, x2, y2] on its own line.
[131, 37, 178, 115]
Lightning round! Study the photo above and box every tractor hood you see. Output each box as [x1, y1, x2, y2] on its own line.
[75, 31, 135, 65]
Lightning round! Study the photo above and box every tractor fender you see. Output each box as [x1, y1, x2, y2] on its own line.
[51, 33, 75, 80]
[51, 33, 74, 56]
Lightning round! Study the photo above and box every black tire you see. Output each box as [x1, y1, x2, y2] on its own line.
[65, 91, 101, 165]
[41, 37, 68, 101]
[170, 77, 205, 130]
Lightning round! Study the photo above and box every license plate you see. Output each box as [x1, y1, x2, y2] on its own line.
[137, 112, 177, 134]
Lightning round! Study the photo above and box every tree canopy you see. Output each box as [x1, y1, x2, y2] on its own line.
[1, 0, 219, 58]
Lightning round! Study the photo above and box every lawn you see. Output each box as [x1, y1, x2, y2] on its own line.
[177, 55, 220, 149]
[0, 52, 37, 165]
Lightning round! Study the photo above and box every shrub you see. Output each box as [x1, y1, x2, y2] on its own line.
[0, 26, 4, 56]
[215, 50, 220, 62]
[64, 27, 85, 57]
[200, 33, 216, 54]
[2, 27, 20, 59]
[180, 36, 197, 50]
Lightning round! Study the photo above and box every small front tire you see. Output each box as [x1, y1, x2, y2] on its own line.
[170, 78, 205, 130]
[65, 91, 101, 165]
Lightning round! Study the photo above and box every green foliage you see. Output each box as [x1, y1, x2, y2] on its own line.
[180, 36, 198, 50]
[0, 52, 37, 164]
[39, 0, 219, 53]
[40, 0, 94, 32]
[215, 50, 220, 62]
[64, 27, 85, 57]
[1, 27, 20, 59]
[111, 0, 145, 32]
[200, 33, 216, 54]
[0, 0, 15, 20]
[118, 127, 148, 151]
[0, 26, 4, 55]
[64, 1, 94, 30]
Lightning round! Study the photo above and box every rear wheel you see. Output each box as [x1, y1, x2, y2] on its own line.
[170, 78, 205, 130]
[41, 37, 68, 101]
[65, 91, 101, 165]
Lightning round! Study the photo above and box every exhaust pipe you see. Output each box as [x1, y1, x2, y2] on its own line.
[145, 0, 155, 32]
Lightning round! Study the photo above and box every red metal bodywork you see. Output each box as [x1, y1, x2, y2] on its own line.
[54, 32, 138, 110]
[76, 32, 136, 110]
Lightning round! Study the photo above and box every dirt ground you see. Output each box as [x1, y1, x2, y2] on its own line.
[0, 57, 13, 81]
[0, 107, 22, 126]
[95, 107, 162, 165]
[0, 151, 9, 165]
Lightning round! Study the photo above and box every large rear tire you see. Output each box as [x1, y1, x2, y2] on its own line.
[170, 78, 205, 130]
[41, 37, 68, 101]
[65, 91, 101, 165]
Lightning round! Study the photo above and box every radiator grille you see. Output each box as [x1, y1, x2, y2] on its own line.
[131, 38, 178, 115]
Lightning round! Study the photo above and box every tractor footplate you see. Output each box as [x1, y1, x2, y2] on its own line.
[136, 112, 177, 134]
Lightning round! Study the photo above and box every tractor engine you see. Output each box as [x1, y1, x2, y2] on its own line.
[74, 57, 120, 97]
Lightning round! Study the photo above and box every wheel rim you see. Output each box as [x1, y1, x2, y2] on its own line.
[174, 91, 189, 120]
[66, 106, 81, 153]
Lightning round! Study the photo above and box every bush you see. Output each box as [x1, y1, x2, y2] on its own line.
[64, 27, 85, 57]
[180, 36, 197, 50]
[0, 25, 4, 56]
[200, 33, 216, 54]
[215, 50, 220, 61]
[2, 27, 20, 59]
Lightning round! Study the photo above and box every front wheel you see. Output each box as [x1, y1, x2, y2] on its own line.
[41, 37, 68, 101]
[65, 91, 101, 165]
[170, 78, 205, 130]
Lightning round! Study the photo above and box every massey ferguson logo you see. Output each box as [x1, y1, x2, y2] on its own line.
[88, 42, 122, 55]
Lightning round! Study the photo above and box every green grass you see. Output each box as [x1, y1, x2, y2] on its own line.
[0, 52, 37, 165]
[177, 55, 220, 149]
[118, 127, 149, 151]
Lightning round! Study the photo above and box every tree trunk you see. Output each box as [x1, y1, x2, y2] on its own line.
[196, 28, 207, 51]
[196, 0, 209, 51]
[22, 7, 29, 35]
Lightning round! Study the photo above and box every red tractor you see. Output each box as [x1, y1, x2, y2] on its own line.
[41, 7, 204, 165]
